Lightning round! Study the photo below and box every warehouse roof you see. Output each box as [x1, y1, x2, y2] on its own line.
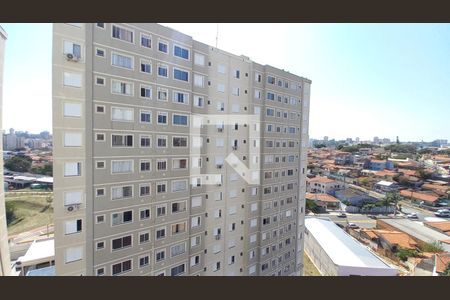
[305, 218, 396, 270]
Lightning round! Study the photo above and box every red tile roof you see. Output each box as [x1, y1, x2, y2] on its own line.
[377, 231, 418, 250]
[400, 190, 440, 203]
[435, 253, 450, 274]
[305, 193, 340, 203]
[306, 176, 336, 184]
[421, 183, 449, 193]
[424, 221, 450, 235]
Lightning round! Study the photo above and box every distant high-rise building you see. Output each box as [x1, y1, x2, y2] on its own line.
[40, 131, 51, 140]
[431, 139, 448, 147]
[355, 137, 360, 143]
[373, 136, 379, 144]
[323, 136, 328, 142]
[0, 26, 11, 276]
[52, 23, 311, 276]
[2, 130, 25, 150]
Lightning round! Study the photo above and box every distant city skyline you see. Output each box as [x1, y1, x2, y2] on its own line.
[1, 23, 450, 140]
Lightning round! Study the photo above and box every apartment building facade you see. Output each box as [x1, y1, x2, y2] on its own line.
[52, 23, 311, 276]
[0, 26, 11, 276]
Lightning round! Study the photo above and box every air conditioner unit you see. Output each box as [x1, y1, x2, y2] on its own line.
[66, 204, 81, 212]
[217, 183, 222, 186]
[232, 146, 238, 150]
[216, 164, 223, 169]
[66, 53, 79, 62]
[215, 235, 221, 240]
[217, 128, 223, 132]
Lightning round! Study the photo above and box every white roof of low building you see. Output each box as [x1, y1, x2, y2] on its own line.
[376, 180, 395, 187]
[13, 176, 37, 181]
[305, 217, 396, 270]
[36, 177, 53, 183]
[18, 238, 54, 266]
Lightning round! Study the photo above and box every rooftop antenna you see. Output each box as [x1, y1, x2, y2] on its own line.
[215, 23, 219, 48]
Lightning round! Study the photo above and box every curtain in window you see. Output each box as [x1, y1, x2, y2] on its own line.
[172, 180, 187, 192]
[112, 54, 132, 69]
[112, 187, 123, 199]
[112, 160, 132, 173]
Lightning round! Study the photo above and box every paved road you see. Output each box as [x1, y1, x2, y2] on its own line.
[399, 205, 435, 222]
[316, 212, 377, 229]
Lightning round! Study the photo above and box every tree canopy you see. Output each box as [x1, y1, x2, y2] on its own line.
[4, 156, 32, 173]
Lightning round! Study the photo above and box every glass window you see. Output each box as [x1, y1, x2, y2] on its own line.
[112, 25, 133, 43]
[174, 68, 189, 82]
[174, 45, 189, 59]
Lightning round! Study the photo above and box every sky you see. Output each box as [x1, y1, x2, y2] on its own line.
[1, 23, 449, 142]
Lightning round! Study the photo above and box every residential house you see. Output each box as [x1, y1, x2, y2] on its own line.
[368, 159, 394, 171]
[335, 188, 378, 206]
[421, 183, 449, 198]
[305, 193, 341, 211]
[400, 190, 441, 207]
[335, 153, 354, 165]
[306, 176, 344, 194]
[374, 180, 400, 194]
[376, 218, 450, 252]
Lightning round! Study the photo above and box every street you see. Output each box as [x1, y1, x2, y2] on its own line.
[399, 203, 450, 222]
[316, 212, 376, 229]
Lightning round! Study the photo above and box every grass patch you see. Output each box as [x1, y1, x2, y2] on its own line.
[303, 252, 321, 276]
[5, 192, 53, 236]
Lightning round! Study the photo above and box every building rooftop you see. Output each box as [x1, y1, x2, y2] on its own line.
[421, 183, 448, 193]
[371, 159, 387, 163]
[398, 169, 417, 176]
[307, 176, 337, 184]
[18, 238, 54, 266]
[305, 193, 340, 203]
[378, 219, 449, 244]
[424, 221, 450, 235]
[400, 190, 440, 203]
[376, 180, 396, 187]
[377, 231, 418, 250]
[305, 218, 396, 271]
[375, 170, 399, 177]
[435, 253, 450, 274]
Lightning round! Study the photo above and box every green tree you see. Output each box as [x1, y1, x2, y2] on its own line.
[4, 156, 32, 173]
[385, 191, 401, 215]
[395, 248, 417, 261]
[30, 162, 53, 176]
[417, 168, 431, 180]
[419, 241, 444, 253]
[306, 199, 321, 213]
[314, 144, 326, 149]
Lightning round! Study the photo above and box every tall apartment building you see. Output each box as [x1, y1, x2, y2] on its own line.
[0, 26, 11, 276]
[52, 23, 311, 276]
